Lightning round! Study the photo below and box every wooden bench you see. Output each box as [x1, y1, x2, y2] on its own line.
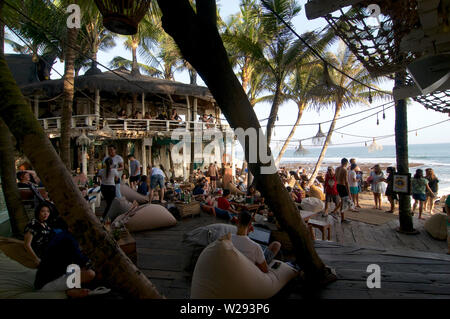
[307, 219, 331, 241]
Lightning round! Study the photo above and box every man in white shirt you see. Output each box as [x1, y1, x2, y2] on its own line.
[103, 145, 124, 171]
[149, 165, 166, 203]
[231, 211, 281, 273]
[103, 145, 124, 198]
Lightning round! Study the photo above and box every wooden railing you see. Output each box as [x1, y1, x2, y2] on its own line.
[38, 114, 232, 134]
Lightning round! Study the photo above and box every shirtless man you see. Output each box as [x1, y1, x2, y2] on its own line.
[335, 158, 351, 223]
[208, 163, 218, 191]
[349, 158, 361, 172]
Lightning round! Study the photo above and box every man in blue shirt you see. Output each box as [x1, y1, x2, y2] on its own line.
[127, 154, 141, 189]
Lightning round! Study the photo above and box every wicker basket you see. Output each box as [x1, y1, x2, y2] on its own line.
[175, 200, 201, 218]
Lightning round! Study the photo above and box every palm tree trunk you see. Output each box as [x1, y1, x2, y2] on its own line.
[0, 119, 29, 237]
[61, 26, 78, 170]
[0, 2, 28, 238]
[157, 0, 333, 284]
[307, 103, 342, 187]
[131, 44, 140, 76]
[394, 71, 414, 232]
[266, 82, 281, 146]
[0, 56, 163, 298]
[241, 56, 251, 92]
[275, 104, 305, 167]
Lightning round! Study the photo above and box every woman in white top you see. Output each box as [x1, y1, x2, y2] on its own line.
[369, 164, 386, 210]
[98, 157, 120, 218]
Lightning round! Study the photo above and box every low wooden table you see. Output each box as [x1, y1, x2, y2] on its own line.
[231, 202, 261, 213]
[175, 200, 201, 218]
[117, 230, 137, 264]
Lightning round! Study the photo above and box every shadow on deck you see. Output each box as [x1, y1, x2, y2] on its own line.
[133, 212, 450, 299]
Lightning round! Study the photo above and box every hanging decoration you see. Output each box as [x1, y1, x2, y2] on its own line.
[368, 138, 383, 152]
[94, 0, 151, 35]
[376, 113, 379, 125]
[382, 105, 386, 119]
[312, 123, 326, 145]
[76, 131, 92, 151]
[294, 140, 309, 156]
[97, 121, 115, 138]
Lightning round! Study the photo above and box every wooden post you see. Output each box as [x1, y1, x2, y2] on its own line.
[141, 93, 145, 115]
[186, 95, 191, 132]
[34, 95, 39, 119]
[95, 89, 100, 127]
[231, 135, 235, 177]
[394, 71, 416, 233]
[142, 140, 147, 176]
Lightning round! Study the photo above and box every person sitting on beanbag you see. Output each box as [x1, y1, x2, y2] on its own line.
[231, 211, 281, 273]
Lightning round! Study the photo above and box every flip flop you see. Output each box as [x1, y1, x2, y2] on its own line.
[88, 287, 111, 296]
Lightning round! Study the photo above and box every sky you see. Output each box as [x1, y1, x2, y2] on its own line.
[4, 0, 450, 151]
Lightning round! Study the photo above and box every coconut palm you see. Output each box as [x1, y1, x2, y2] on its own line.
[222, 0, 264, 94]
[0, 2, 28, 238]
[306, 45, 390, 186]
[274, 63, 322, 166]
[230, 0, 333, 145]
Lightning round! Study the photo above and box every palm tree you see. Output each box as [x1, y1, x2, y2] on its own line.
[274, 63, 322, 166]
[222, 0, 264, 94]
[306, 45, 389, 186]
[0, 2, 28, 238]
[230, 0, 333, 145]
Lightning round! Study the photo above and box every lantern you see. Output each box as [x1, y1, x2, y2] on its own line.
[94, 0, 151, 35]
[312, 123, 326, 145]
[368, 138, 383, 153]
[76, 131, 92, 176]
[294, 140, 309, 156]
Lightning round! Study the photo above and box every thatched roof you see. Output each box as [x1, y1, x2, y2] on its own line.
[20, 67, 215, 103]
[5, 54, 40, 86]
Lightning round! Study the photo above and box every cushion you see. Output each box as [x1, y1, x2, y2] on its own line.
[424, 213, 448, 241]
[0, 237, 37, 269]
[300, 197, 324, 212]
[120, 184, 149, 204]
[183, 223, 237, 247]
[106, 197, 133, 222]
[191, 234, 298, 299]
[121, 204, 177, 232]
[0, 251, 66, 299]
[200, 205, 215, 215]
[226, 183, 245, 195]
[309, 185, 326, 201]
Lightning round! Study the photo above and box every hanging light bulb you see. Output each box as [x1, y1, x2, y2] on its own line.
[415, 130, 418, 136]
[276, 115, 279, 121]
[365, 141, 368, 147]
[368, 88, 373, 104]
[376, 113, 379, 125]
[312, 123, 326, 145]
[341, 134, 344, 138]
[382, 106, 386, 119]
[32, 53, 39, 63]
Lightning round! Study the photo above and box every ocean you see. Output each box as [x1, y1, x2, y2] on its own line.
[233, 142, 450, 197]
[277, 143, 450, 197]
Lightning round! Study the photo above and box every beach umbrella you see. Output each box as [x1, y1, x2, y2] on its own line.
[93, 0, 151, 35]
[368, 138, 383, 153]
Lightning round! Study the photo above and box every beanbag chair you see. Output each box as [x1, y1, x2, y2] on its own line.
[116, 204, 177, 232]
[120, 184, 148, 204]
[106, 197, 133, 222]
[309, 185, 326, 201]
[424, 213, 448, 241]
[0, 251, 66, 299]
[191, 234, 298, 299]
[0, 237, 37, 269]
[300, 197, 324, 212]
[183, 223, 237, 247]
[225, 183, 245, 195]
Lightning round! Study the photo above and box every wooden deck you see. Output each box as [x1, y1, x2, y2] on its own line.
[131, 211, 450, 299]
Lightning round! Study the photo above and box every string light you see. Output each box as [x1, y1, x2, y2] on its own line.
[368, 88, 373, 104]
